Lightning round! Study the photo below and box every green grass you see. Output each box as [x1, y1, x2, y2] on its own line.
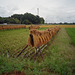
[0, 28, 75, 75]
[0, 56, 23, 74]
[38, 27, 49, 30]
[0, 28, 29, 56]
[66, 28, 75, 46]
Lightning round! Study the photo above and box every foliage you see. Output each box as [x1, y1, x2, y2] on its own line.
[0, 13, 45, 24]
[66, 28, 75, 45]
[0, 17, 20, 24]
[0, 13, 44, 24]
[22, 19, 32, 24]
[11, 14, 23, 21]
[17, 13, 44, 24]
[0, 17, 3, 24]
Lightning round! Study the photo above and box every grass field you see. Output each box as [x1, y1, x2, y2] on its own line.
[0, 26, 75, 75]
[0, 28, 29, 56]
[66, 28, 75, 46]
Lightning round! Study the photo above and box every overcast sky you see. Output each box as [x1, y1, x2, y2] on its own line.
[0, 0, 75, 23]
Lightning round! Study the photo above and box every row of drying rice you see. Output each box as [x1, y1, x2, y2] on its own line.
[27, 25, 60, 48]
[0, 25, 26, 30]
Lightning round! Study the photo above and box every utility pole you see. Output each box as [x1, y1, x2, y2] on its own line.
[37, 8, 39, 16]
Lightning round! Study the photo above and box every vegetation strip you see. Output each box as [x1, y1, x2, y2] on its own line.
[66, 28, 75, 45]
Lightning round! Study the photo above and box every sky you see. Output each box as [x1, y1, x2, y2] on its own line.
[0, 0, 75, 23]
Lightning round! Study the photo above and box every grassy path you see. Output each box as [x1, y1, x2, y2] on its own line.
[66, 28, 75, 46]
[46, 28, 75, 74]
[43, 28, 75, 75]
[52, 28, 75, 60]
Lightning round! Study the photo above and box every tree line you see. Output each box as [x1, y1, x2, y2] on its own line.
[0, 13, 44, 24]
[46, 22, 75, 25]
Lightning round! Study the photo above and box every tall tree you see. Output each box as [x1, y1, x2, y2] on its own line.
[0, 17, 3, 24]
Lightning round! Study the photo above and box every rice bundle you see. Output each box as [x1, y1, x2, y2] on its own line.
[27, 26, 60, 48]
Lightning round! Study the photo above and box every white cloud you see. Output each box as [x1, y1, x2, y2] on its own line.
[0, 0, 75, 23]
[0, 5, 19, 17]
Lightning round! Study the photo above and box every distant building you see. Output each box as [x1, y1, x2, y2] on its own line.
[3, 23, 7, 25]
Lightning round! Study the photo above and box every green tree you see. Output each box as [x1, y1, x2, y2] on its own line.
[0, 17, 3, 24]
[0, 13, 45, 24]
[40, 17, 44, 24]
[11, 14, 23, 23]
[22, 19, 32, 24]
